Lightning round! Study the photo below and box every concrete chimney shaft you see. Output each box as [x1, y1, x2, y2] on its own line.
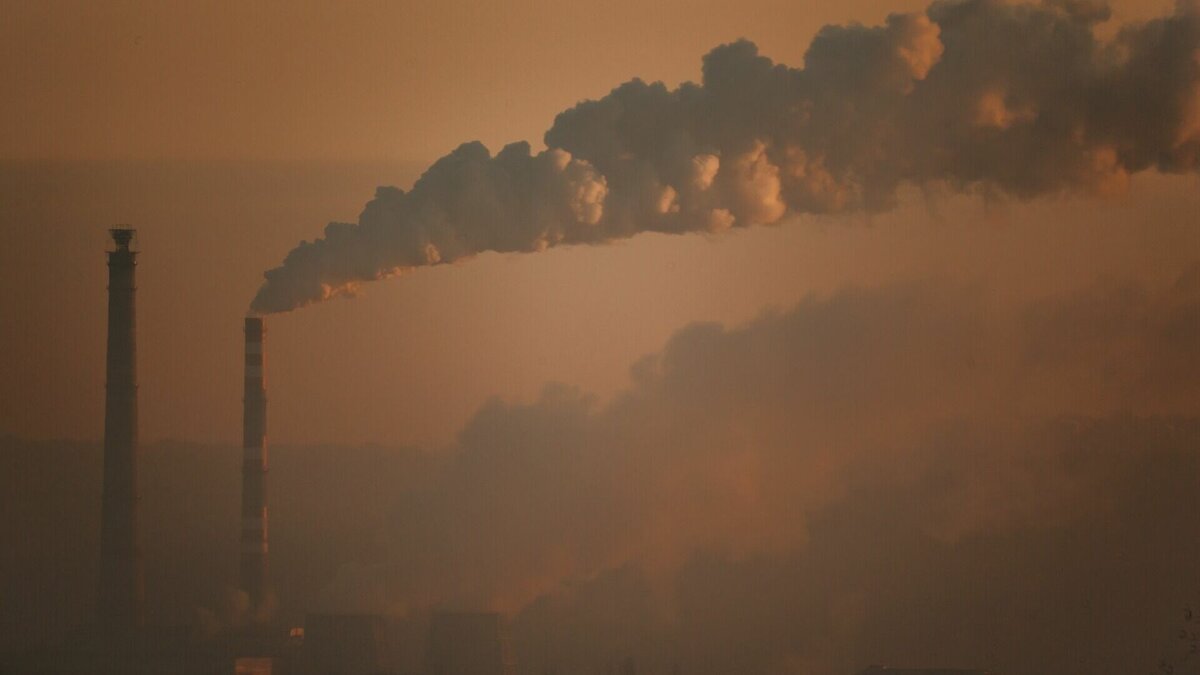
[241, 317, 269, 611]
[97, 227, 144, 629]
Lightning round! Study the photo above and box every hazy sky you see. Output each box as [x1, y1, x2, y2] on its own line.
[1, 0, 1172, 161]
[0, 0, 1195, 448]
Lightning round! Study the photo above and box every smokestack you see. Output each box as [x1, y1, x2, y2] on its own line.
[97, 227, 144, 629]
[241, 316, 270, 613]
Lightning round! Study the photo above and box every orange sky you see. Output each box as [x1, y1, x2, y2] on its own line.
[1, 0, 1169, 161]
[0, 0, 1195, 446]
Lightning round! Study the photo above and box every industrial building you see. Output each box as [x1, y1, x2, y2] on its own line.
[0, 229, 1003, 675]
[857, 668, 996, 675]
[425, 611, 516, 675]
[0, 230, 518, 674]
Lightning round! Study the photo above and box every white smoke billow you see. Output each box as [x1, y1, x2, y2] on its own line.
[252, 0, 1200, 313]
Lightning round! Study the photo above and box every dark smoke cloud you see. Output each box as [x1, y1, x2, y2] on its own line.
[314, 266, 1200, 638]
[252, 0, 1200, 313]
[512, 414, 1200, 675]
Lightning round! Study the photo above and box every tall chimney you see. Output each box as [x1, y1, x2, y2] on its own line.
[97, 227, 144, 629]
[241, 317, 270, 612]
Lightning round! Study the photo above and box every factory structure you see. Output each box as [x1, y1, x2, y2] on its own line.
[3, 228, 516, 675]
[1, 228, 987, 675]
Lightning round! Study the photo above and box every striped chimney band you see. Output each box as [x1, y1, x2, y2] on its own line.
[241, 316, 269, 610]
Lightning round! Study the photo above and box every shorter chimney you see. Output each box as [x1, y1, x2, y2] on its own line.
[241, 317, 269, 612]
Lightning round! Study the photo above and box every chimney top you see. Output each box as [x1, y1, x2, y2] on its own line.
[245, 316, 265, 338]
[109, 227, 136, 251]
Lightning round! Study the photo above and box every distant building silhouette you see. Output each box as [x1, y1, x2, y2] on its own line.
[301, 613, 424, 675]
[858, 666, 996, 675]
[426, 611, 515, 675]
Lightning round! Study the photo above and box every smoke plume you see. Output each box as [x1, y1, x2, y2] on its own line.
[314, 266, 1200, 621]
[251, 0, 1200, 313]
